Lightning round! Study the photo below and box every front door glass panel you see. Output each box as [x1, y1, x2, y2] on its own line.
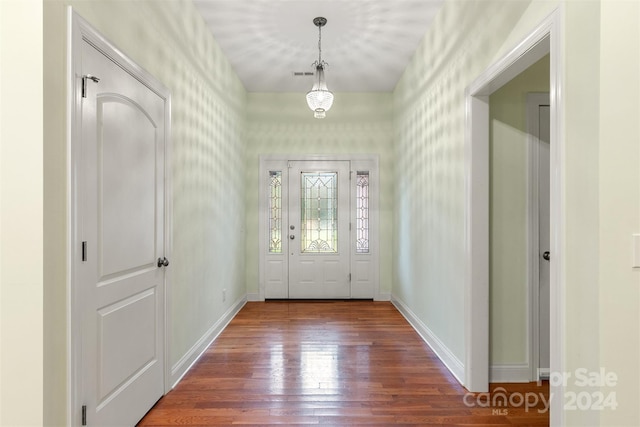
[300, 172, 338, 253]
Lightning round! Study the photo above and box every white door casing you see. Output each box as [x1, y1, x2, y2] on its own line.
[288, 161, 351, 299]
[69, 11, 171, 426]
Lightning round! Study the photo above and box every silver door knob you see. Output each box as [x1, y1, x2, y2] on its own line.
[289, 235, 295, 240]
[157, 257, 169, 267]
[542, 251, 550, 261]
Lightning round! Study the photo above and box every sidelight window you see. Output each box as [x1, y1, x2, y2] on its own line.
[356, 171, 369, 253]
[268, 171, 282, 253]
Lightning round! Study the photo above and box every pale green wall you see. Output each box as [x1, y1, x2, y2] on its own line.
[0, 1, 44, 425]
[43, 1, 247, 424]
[392, 0, 536, 366]
[489, 55, 550, 365]
[244, 93, 394, 296]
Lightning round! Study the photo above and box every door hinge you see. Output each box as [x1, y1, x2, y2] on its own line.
[348, 273, 352, 282]
[81, 241, 87, 262]
[81, 405, 87, 426]
[81, 74, 100, 98]
[349, 222, 352, 231]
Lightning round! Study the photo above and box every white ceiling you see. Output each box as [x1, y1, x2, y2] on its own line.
[193, 0, 445, 93]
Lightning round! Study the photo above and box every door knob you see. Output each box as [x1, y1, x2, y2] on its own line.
[542, 251, 550, 261]
[157, 257, 169, 267]
[289, 235, 295, 240]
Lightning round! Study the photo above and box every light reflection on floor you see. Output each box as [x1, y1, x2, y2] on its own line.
[269, 342, 342, 392]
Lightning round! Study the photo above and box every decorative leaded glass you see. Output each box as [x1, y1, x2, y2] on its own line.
[300, 172, 338, 253]
[268, 171, 282, 253]
[356, 171, 369, 253]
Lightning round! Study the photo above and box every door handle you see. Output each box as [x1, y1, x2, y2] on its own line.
[542, 251, 550, 261]
[157, 257, 169, 267]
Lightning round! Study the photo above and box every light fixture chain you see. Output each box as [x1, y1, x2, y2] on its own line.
[312, 17, 327, 68]
[318, 24, 322, 64]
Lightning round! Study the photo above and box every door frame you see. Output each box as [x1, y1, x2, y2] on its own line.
[527, 92, 551, 381]
[464, 7, 564, 426]
[258, 154, 380, 301]
[67, 9, 173, 424]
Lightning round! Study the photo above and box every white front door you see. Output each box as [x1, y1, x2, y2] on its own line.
[288, 161, 351, 298]
[78, 38, 166, 426]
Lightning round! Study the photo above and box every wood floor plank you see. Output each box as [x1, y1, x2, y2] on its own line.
[138, 301, 549, 426]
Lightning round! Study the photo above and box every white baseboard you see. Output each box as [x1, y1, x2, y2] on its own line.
[490, 363, 532, 383]
[170, 295, 246, 388]
[391, 295, 465, 385]
[374, 292, 391, 301]
[246, 292, 261, 302]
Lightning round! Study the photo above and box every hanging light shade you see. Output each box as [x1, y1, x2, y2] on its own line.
[306, 65, 334, 118]
[306, 17, 333, 119]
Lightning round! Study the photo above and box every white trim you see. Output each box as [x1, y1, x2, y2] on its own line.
[170, 296, 246, 387]
[465, 11, 565, 426]
[67, 8, 173, 423]
[66, 7, 78, 424]
[490, 364, 532, 383]
[392, 295, 465, 384]
[527, 92, 550, 382]
[464, 92, 490, 392]
[547, 9, 565, 427]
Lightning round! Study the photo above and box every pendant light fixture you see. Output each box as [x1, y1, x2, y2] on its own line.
[306, 17, 334, 119]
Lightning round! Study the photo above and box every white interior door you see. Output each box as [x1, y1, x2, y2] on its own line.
[288, 161, 351, 298]
[78, 39, 166, 426]
[538, 104, 551, 376]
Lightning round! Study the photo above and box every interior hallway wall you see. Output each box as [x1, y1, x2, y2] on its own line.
[392, 0, 541, 373]
[244, 93, 394, 298]
[43, 1, 247, 424]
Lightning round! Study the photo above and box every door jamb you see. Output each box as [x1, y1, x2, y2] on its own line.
[464, 8, 564, 426]
[527, 92, 550, 382]
[67, 9, 173, 424]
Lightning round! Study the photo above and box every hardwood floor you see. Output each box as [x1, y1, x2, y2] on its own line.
[138, 301, 549, 426]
